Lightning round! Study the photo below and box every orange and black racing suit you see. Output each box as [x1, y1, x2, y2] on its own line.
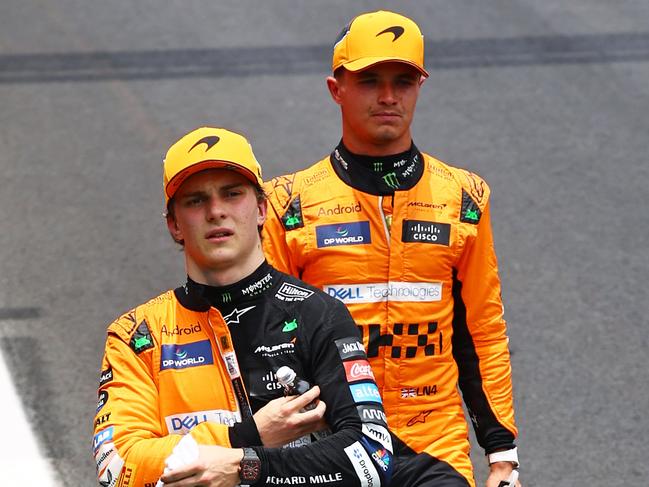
[93, 262, 393, 486]
[263, 142, 518, 487]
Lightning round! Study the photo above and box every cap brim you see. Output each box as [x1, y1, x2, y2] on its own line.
[341, 57, 429, 78]
[165, 160, 261, 201]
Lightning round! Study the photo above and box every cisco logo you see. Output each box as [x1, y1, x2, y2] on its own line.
[402, 220, 450, 245]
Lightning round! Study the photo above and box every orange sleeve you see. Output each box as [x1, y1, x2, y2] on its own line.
[94, 333, 232, 486]
[454, 201, 518, 449]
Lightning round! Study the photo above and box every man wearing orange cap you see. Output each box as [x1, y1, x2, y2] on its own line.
[93, 127, 394, 486]
[263, 10, 521, 487]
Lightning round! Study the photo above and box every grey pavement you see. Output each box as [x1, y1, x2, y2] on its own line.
[1, 1, 648, 485]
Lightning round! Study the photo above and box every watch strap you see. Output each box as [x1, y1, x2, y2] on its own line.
[240, 447, 261, 484]
[487, 447, 519, 467]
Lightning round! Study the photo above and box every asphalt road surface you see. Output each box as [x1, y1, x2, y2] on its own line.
[1, 1, 648, 485]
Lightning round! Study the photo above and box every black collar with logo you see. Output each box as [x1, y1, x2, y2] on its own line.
[329, 140, 424, 196]
[175, 261, 276, 312]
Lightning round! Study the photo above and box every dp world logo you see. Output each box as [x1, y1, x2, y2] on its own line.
[161, 340, 214, 370]
[316, 221, 371, 248]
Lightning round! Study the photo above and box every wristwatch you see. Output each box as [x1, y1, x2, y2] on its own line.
[239, 447, 261, 484]
[487, 447, 519, 468]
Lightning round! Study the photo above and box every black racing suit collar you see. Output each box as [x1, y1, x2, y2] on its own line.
[174, 261, 277, 312]
[329, 140, 424, 196]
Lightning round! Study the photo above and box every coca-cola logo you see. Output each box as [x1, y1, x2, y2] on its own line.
[344, 359, 375, 382]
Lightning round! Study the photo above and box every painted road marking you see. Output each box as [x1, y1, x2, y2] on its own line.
[0, 345, 59, 485]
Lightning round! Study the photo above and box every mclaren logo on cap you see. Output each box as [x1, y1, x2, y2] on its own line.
[190, 135, 220, 152]
[334, 21, 352, 46]
[376, 26, 405, 41]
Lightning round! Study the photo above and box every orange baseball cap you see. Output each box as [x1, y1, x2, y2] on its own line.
[332, 10, 428, 77]
[163, 127, 263, 203]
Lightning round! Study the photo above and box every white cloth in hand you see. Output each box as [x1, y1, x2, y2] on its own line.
[155, 434, 199, 486]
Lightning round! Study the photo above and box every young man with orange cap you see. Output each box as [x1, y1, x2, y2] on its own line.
[93, 127, 394, 487]
[263, 10, 521, 487]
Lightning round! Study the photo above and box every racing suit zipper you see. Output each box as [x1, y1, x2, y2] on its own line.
[378, 195, 394, 242]
[206, 310, 253, 421]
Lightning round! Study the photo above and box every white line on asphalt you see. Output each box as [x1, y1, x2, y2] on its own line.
[0, 345, 59, 485]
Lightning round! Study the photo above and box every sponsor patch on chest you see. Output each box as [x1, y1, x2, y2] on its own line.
[315, 221, 371, 248]
[401, 220, 450, 245]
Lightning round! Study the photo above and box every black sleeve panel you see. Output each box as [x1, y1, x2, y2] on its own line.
[229, 417, 262, 448]
[254, 294, 393, 486]
[451, 270, 516, 453]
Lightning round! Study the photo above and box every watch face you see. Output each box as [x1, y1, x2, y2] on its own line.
[241, 460, 260, 481]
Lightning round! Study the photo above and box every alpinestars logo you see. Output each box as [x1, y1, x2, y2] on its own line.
[222, 306, 255, 325]
[407, 410, 432, 426]
[189, 135, 220, 152]
[376, 26, 405, 41]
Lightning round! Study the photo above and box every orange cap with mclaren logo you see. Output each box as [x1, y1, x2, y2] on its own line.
[163, 127, 263, 203]
[332, 10, 428, 78]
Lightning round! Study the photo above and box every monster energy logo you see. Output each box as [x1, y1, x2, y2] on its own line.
[373, 162, 382, 172]
[222, 293, 232, 303]
[382, 172, 400, 189]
